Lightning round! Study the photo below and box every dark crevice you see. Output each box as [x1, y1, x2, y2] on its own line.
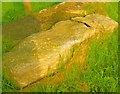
[83, 23, 91, 27]
[73, 20, 91, 28]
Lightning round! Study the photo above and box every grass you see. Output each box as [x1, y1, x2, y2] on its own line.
[85, 30, 118, 92]
[31, 2, 61, 13]
[103, 2, 118, 21]
[2, 2, 25, 24]
[2, 37, 14, 55]
[2, 2, 118, 92]
[2, 2, 61, 24]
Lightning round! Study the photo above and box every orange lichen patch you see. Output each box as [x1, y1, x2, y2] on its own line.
[65, 9, 87, 15]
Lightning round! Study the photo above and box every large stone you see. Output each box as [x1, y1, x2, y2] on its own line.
[2, 2, 107, 47]
[3, 14, 118, 88]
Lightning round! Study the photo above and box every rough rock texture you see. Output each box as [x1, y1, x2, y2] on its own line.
[3, 14, 118, 88]
[34, 2, 88, 31]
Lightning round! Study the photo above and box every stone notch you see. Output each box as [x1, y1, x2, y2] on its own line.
[3, 14, 118, 88]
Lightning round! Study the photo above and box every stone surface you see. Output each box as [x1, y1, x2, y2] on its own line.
[3, 14, 118, 88]
[34, 2, 87, 31]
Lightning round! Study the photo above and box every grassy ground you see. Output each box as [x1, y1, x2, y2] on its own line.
[2, 2, 118, 92]
[2, 2, 60, 24]
[86, 30, 118, 92]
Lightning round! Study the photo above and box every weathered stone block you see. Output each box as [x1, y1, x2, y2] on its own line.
[3, 14, 118, 87]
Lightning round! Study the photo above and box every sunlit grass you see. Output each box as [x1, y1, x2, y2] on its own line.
[31, 2, 60, 13]
[85, 29, 118, 92]
[2, 2, 25, 24]
[2, 2, 60, 24]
